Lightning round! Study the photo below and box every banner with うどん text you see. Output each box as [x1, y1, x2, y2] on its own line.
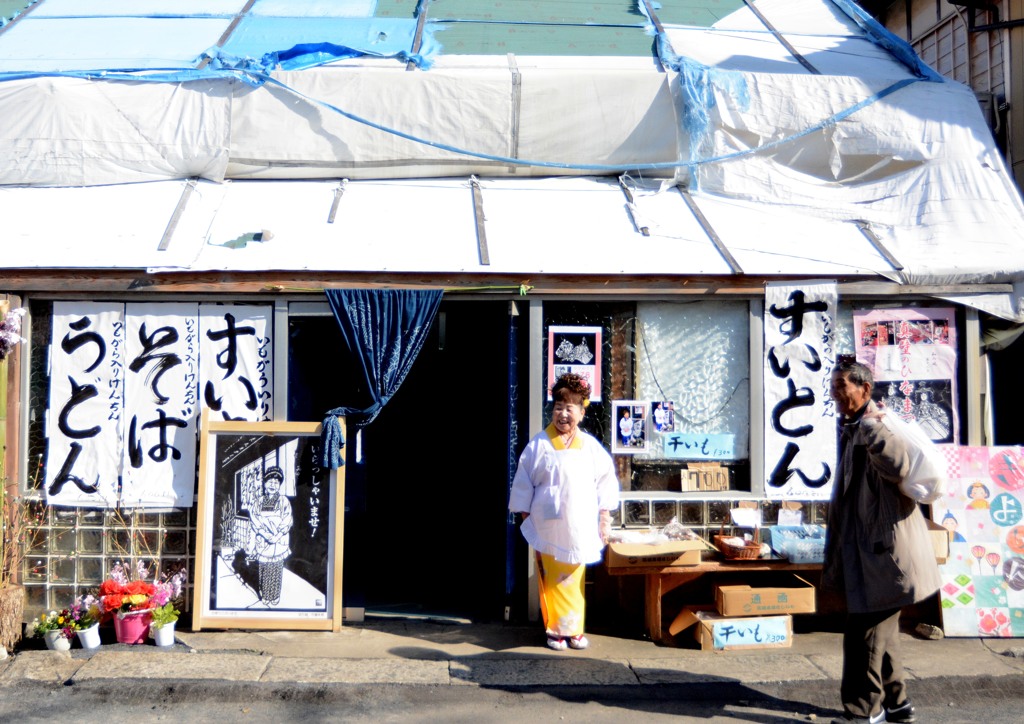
[763, 281, 837, 500]
[120, 302, 200, 508]
[46, 302, 124, 507]
[200, 304, 273, 422]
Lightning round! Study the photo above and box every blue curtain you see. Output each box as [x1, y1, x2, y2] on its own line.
[319, 288, 443, 468]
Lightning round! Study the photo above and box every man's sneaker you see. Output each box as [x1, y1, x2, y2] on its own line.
[546, 635, 567, 651]
[885, 702, 916, 723]
[830, 710, 886, 724]
[568, 634, 589, 650]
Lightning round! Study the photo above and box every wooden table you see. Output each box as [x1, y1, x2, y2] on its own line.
[606, 554, 822, 644]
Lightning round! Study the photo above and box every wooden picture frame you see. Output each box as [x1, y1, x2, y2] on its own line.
[193, 411, 345, 631]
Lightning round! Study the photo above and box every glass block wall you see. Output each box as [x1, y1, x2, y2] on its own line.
[20, 504, 194, 618]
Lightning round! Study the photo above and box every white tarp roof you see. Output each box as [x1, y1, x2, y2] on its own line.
[1, 0, 1023, 318]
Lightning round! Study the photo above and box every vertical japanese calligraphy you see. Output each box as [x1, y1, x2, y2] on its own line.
[46, 302, 124, 507]
[854, 308, 957, 444]
[763, 282, 837, 500]
[121, 302, 200, 508]
[45, 303, 275, 508]
[200, 305, 274, 422]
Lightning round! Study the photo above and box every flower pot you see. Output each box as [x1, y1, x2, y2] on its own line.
[113, 610, 152, 645]
[150, 621, 176, 647]
[77, 622, 101, 649]
[0, 585, 26, 654]
[43, 629, 72, 652]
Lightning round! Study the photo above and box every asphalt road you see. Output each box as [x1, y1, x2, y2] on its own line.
[2, 674, 1022, 723]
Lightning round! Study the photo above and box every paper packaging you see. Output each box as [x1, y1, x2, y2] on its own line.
[605, 539, 707, 568]
[926, 518, 949, 564]
[714, 574, 816, 616]
[670, 606, 793, 651]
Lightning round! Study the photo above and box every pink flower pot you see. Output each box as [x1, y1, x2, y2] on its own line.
[113, 610, 152, 645]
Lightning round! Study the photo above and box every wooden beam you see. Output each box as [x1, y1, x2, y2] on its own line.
[0, 270, 1013, 299]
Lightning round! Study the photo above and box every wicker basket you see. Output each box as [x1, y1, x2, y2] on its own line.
[713, 524, 762, 560]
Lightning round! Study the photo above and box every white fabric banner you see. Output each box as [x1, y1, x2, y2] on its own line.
[763, 281, 838, 500]
[46, 302, 124, 507]
[200, 304, 273, 422]
[120, 302, 200, 508]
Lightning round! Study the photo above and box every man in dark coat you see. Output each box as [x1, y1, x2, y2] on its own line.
[823, 360, 942, 724]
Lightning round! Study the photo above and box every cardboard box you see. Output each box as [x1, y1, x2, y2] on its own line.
[670, 606, 793, 651]
[605, 539, 707, 569]
[714, 574, 816, 616]
[926, 518, 949, 564]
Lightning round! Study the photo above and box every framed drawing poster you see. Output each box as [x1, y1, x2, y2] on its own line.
[193, 412, 345, 631]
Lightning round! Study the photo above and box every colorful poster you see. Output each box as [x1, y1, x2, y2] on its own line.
[120, 302, 200, 508]
[547, 325, 602, 402]
[200, 304, 274, 422]
[763, 281, 838, 500]
[933, 445, 1024, 638]
[854, 308, 957, 444]
[46, 302, 124, 507]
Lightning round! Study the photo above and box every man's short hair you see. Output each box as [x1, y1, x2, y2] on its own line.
[832, 358, 874, 387]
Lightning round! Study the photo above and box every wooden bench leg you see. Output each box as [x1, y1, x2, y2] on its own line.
[645, 574, 664, 643]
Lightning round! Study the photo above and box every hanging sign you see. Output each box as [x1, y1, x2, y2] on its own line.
[120, 302, 200, 508]
[200, 304, 274, 422]
[853, 307, 957, 443]
[46, 303, 274, 508]
[46, 302, 124, 507]
[763, 281, 837, 500]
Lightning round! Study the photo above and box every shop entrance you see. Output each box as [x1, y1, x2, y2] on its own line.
[288, 300, 515, 622]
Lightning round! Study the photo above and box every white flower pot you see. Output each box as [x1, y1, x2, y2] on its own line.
[77, 622, 101, 649]
[151, 622, 176, 647]
[43, 629, 72, 652]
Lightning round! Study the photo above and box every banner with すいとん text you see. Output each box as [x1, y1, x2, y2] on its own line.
[763, 281, 837, 500]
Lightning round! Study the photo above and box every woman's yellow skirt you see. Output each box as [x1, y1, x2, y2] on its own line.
[536, 551, 586, 637]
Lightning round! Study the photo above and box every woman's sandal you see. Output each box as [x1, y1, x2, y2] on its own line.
[568, 634, 589, 650]
[546, 635, 568, 651]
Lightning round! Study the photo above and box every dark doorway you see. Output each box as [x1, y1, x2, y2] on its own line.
[988, 331, 1024, 445]
[359, 301, 511, 621]
[288, 300, 513, 621]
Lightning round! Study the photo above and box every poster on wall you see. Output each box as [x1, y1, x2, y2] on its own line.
[854, 307, 957, 444]
[45, 302, 125, 507]
[612, 400, 649, 454]
[193, 415, 344, 631]
[763, 281, 837, 500]
[547, 325, 602, 402]
[120, 302, 200, 508]
[200, 304, 274, 422]
[933, 445, 1024, 638]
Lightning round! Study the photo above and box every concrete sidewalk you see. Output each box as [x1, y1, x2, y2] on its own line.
[2, 618, 1023, 690]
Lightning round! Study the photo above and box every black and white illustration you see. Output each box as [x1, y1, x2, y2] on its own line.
[195, 418, 343, 630]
